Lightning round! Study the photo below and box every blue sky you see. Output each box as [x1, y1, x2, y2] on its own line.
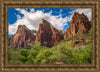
[8, 8, 92, 37]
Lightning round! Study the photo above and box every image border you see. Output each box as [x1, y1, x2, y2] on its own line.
[0, 0, 99, 72]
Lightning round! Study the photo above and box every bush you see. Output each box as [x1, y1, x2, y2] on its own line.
[88, 28, 92, 40]
[29, 42, 42, 51]
[8, 48, 20, 64]
[71, 43, 92, 64]
[36, 48, 53, 64]
[8, 42, 92, 64]
[18, 49, 30, 64]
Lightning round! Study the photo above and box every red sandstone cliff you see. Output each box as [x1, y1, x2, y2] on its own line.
[64, 12, 91, 39]
[9, 25, 36, 49]
[9, 12, 91, 48]
[35, 19, 64, 47]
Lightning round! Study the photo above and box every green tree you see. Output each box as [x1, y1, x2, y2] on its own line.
[26, 49, 38, 64]
[8, 48, 20, 64]
[36, 49, 53, 64]
[88, 28, 92, 40]
[29, 42, 42, 51]
[18, 49, 29, 64]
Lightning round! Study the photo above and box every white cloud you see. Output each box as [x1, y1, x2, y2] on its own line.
[9, 8, 92, 35]
[9, 8, 69, 35]
[16, 15, 21, 19]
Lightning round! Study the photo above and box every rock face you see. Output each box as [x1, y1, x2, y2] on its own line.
[9, 12, 91, 48]
[64, 12, 91, 39]
[72, 39, 91, 46]
[30, 30, 37, 36]
[58, 30, 65, 35]
[9, 25, 36, 49]
[35, 19, 64, 47]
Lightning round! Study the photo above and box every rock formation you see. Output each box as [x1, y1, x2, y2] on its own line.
[9, 12, 91, 48]
[58, 30, 65, 35]
[35, 19, 64, 47]
[64, 12, 91, 39]
[9, 25, 36, 49]
[30, 30, 37, 36]
[72, 39, 91, 46]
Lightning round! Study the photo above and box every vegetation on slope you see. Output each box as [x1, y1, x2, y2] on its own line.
[8, 42, 92, 64]
[8, 28, 92, 64]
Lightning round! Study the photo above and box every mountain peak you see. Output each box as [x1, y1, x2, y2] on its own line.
[73, 12, 86, 17]
[9, 25, 36, 49]
[64, 12, 91, 39]
[81, 13, 85, 15]
[35, 19, 63, 47]
[42, 19, 46, 22]
[73, 12, 80, 16]
[17, 25, 29, 33]
[18, 25, 28, 30]
[41, 19, 49, 24]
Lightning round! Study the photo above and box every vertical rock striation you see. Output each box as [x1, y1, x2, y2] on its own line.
[9, 25, 36, 49]
[64, 12, 91, 39]
[35, 19, 63, 47]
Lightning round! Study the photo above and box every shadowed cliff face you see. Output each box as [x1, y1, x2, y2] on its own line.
[35, 19, 64, 47]
[9, 25, 36, 49]
[64, 12, 91, 39]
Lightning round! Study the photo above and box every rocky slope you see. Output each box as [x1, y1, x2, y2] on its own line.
[35, 19, 64, 47]
[64, 12, 91, 39]
[9, 25, 36, 49]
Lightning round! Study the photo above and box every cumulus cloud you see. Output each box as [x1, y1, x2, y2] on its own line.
[16, 15, 21, 19]
[9, 8, 92, 35]
[9, 8, 69, 35]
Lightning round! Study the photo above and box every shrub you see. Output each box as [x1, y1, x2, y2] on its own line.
[8, 48, 20, 64]
[36, 48, 53, 64]
[18, 49, 30, 64]
[29, 42, 42, 51]
[8, 42, 92, 64]
[26, 50, 38, 64]
[88, 28, 92, 40]
[71, 43, 92, 64]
